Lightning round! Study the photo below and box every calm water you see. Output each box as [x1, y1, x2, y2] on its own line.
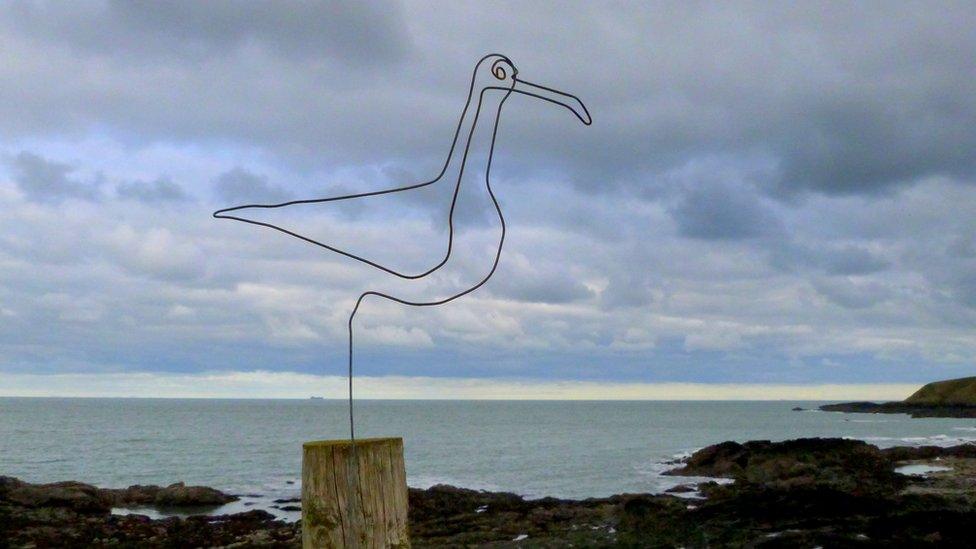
[2, 399, 975, 518]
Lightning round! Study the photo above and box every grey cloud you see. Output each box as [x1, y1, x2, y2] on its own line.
[952, 272, 976, 309]
[771, 243, 890, 276]
[213, 167, 292, 204]
[812, 277, 892, 310]
[670, 181, 782, 240]
[772, 92, 976, 197]
[0, 3, 971, 201]
[601, 271, 655, 310]
[917, 248, 976, 312]
[103, 226, 206, 282]
[948, 235, 976, 258]
[8, 151, 101, 202]
[117, 177, 189, 203]
[4, 1, 411, 65]
[488, 259, 595, 305]
[820, 246, 890, 276]
[3, 4, 976, 382]
[491, 275, 593, 305]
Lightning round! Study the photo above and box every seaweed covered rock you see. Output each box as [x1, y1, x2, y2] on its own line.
[103, 482, 238, 507]
[5, 435, 976, 548]
[407, 484, 620, 546]
[0, 476, 296, 547]
[0, 476, 112, 513]
[665, 438, 904, 495]
[882, 443, 976, 462]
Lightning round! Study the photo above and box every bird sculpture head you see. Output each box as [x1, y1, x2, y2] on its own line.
[475, 53, 592, 126]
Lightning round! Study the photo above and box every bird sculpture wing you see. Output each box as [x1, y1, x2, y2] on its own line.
[213, 177, 455, 280]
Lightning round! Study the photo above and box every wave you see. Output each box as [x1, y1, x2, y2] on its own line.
[851, 434, 976, 447]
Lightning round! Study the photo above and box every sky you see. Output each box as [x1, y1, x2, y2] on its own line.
[1, 1, 974, 398]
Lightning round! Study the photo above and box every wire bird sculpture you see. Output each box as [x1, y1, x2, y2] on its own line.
[214, 54, 591, 442]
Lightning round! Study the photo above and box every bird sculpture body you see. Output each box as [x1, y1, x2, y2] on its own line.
[215, 54, 591, 440]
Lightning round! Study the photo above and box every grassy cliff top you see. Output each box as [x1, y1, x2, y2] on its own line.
[905, 376, 976, 406]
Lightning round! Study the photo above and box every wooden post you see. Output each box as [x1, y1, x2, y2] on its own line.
[302, 437, 410, 548]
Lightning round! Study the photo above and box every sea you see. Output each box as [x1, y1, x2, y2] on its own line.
[2, 398, 975, 521]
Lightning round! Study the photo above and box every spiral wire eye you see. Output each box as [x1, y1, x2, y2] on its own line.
[491, 60, 507, 80]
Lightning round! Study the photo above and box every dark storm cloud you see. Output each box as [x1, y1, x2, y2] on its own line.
[1, 2, 974, 199]
[770, 86, 976, 196]
[117, 177, 188, 203]
[213, 167, 292, 204]
[3, 0, 410, 65]
[8, 151, 101, 202]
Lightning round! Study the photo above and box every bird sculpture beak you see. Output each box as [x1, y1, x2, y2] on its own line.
[511, 77, 592, 125]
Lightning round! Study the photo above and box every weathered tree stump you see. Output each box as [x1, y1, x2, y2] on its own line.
[302, 437, 410, 548]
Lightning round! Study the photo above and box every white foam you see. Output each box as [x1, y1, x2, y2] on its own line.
[634, 449, 734, 498]
[112, 497, 300, 522]
[847, 434, 976, 448]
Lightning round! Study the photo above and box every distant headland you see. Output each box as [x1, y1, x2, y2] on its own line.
[821, 376, 976, 418]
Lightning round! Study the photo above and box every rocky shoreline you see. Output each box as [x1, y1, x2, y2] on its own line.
[819, 400, 976, 418]
[4, 437, 976, 547]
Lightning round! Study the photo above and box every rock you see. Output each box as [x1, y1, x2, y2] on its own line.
[630, 438, 976, 546]
[407, 484, 619, 546]
[1, 479, 298, 547]
[791, 406, 804, 411]
[665, 438, 904, 496]
[103, 482, 237, 507]
[154, 482, 236, 506]
[664, 441, 746, 478]
[273, 497, 301, 504]
[616, 495, 703, 546]
[664, 484, 697, 493]
[5, 436, 976, 547]
[819, 401, 885, 413]
[0, 476, 112, 514]
[101, 484, 160, 505]
[883, 443, 976, 462]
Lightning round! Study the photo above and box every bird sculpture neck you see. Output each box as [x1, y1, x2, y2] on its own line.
[441, 86, 510, 198]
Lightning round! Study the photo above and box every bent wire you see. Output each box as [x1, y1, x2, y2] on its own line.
[214, 54, 591, 443]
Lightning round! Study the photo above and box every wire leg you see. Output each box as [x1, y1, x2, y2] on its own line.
[348, 305, 356, 443]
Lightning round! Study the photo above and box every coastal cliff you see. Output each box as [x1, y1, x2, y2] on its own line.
[905, 376, 976, 405]
[820, 376, 976, 417]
